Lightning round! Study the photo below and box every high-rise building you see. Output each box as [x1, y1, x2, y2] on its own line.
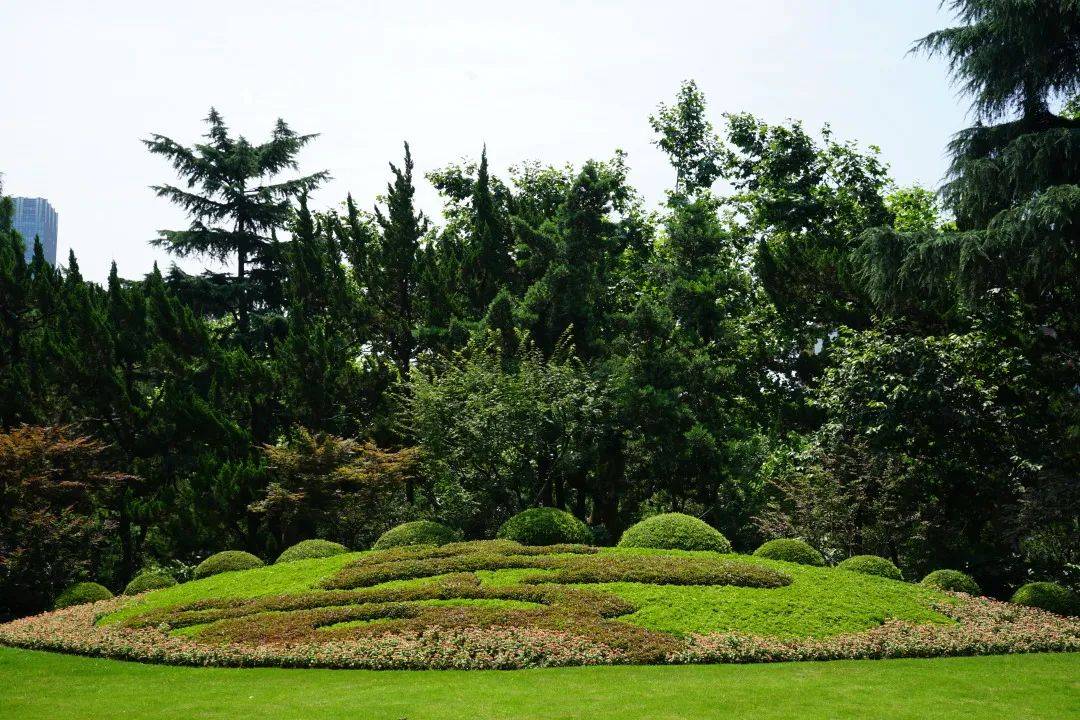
[12, 197, 59, 265]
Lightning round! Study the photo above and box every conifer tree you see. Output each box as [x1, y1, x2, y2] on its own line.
[144, 110, 328, 346]
[370, 142, 430, 383]
[462, 147, 513, 312]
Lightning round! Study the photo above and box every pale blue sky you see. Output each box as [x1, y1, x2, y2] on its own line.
[1, 1, 967, 281]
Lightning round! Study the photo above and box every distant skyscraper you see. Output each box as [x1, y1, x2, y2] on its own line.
[12, 197, 58, 265]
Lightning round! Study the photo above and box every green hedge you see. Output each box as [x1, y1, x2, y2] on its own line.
[194, 550, 265, 579]
[921, 569, 981, 595]
[753, 539, 825, 566]
[496, 508, 592, 546]
[1011, 582, 1077, 616]
[837, 555, 903, 581]
[617, 513, 732, 553]
[54, 582, 113, 609]
[275, 539, 349, 564]
[123, 570, 178, 595]
[372, 521, 461, 550]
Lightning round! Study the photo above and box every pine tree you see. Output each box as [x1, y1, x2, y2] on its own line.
[371, 142, 430, 383]
[144, 109, 328, 346]
[462, 147, 513, 312]
[857, 1, 1080, 307]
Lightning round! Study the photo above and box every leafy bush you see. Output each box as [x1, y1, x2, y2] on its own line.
[123, 570, 178, 595]
[753, 539, 825, 566]
[53, 582, 113, 609]
[1011, 582, 1077, 616]
[275, 539, 349, 564]
[193, 551, 265, 579]
[0, 426, 116, 618]
[372, 521, 461, 550]
[921, 569, 980, 595]
[617, 513, 732, 553]
[837, 555, 902, 580]
[496, 508, 592, 546]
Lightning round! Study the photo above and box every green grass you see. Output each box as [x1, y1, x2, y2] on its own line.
[1, 647, 1076, 720]
[100, 545, 952, 640]
[99, 552, 362, 625]
[591, 557, 951, 637]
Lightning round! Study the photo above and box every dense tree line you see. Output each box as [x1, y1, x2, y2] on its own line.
[1, 0, 1076, 618]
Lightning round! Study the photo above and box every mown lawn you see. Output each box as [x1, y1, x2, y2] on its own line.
[1, 647, 1077, 720]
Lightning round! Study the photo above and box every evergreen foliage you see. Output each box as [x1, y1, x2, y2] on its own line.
[53, 582, 113, 609]
[123, 570, 178, 595]
[274, 539, 349, 564]
[372, 521, 460, 550]
[496, 508, 592, 546]
[921, 569, 981, 596]
[1010, 581, 1077, 616]
[194, 551, 265, 580]
[837, 556, 903, 581]
[618, 513, 733, 553]
[0, 5, 1076, 618]
[753, 539, 825, 566]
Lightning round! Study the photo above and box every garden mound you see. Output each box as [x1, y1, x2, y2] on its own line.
[1, 540, 1077, 670]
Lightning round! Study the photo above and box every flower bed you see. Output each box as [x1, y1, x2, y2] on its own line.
[1, 592, 1076, 670]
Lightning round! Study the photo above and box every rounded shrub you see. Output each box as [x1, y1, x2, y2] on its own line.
[275, 539, 350, 564]
[194, 550, 264, 579]
[54, 581, 113, 609]
[496, 508, 592, 546]
[123, 570, 178, 595]
[373, 521, 461, 550]
[753, 538, 825, 566]
[921, 569, 981, 595]
[1011, 582, 1078, 616]
[617, 513, 732, 553]
[837, 555, 903, 581]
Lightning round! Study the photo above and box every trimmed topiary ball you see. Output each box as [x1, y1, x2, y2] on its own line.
[123, 570, 178, 595]
[54, 581, 113, 609]
[921, 569, 981, 595]
[837, 555, 903, 581]
[373, 521, 461, 550]
[497, 508, 592, 546]
[275, 539, 350, 564]
[194, 550, 265, 579]
[617, 513, 732, 553]
[753, 539, 825, 566]
[1011, 581, 1078, 616]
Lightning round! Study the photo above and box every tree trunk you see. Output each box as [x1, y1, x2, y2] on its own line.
[237, 246, 249, 337]
[118, 489, 135, 584]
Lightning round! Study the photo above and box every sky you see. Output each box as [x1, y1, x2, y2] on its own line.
[1, 0, 969, 282]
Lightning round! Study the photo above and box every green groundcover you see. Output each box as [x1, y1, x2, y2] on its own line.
[0, 647, 1077, 720]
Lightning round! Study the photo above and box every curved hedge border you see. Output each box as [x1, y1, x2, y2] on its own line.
[275, 540, 349, 564]
[322, 541, 784, 590]
[618, 513, 732, 553]
[837, 555, 902, 581]
[753, 539, 825, 566]
[194, 551, 265, 579]
[373, 521, 460, 550]
[496, 508, 592, 546]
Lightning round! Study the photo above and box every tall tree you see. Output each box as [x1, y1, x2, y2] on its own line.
[370, 142, 430, 384]
[144, 109, 328, 345]
[463, 147, 514, 313]
[649, 79, 723, 194]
